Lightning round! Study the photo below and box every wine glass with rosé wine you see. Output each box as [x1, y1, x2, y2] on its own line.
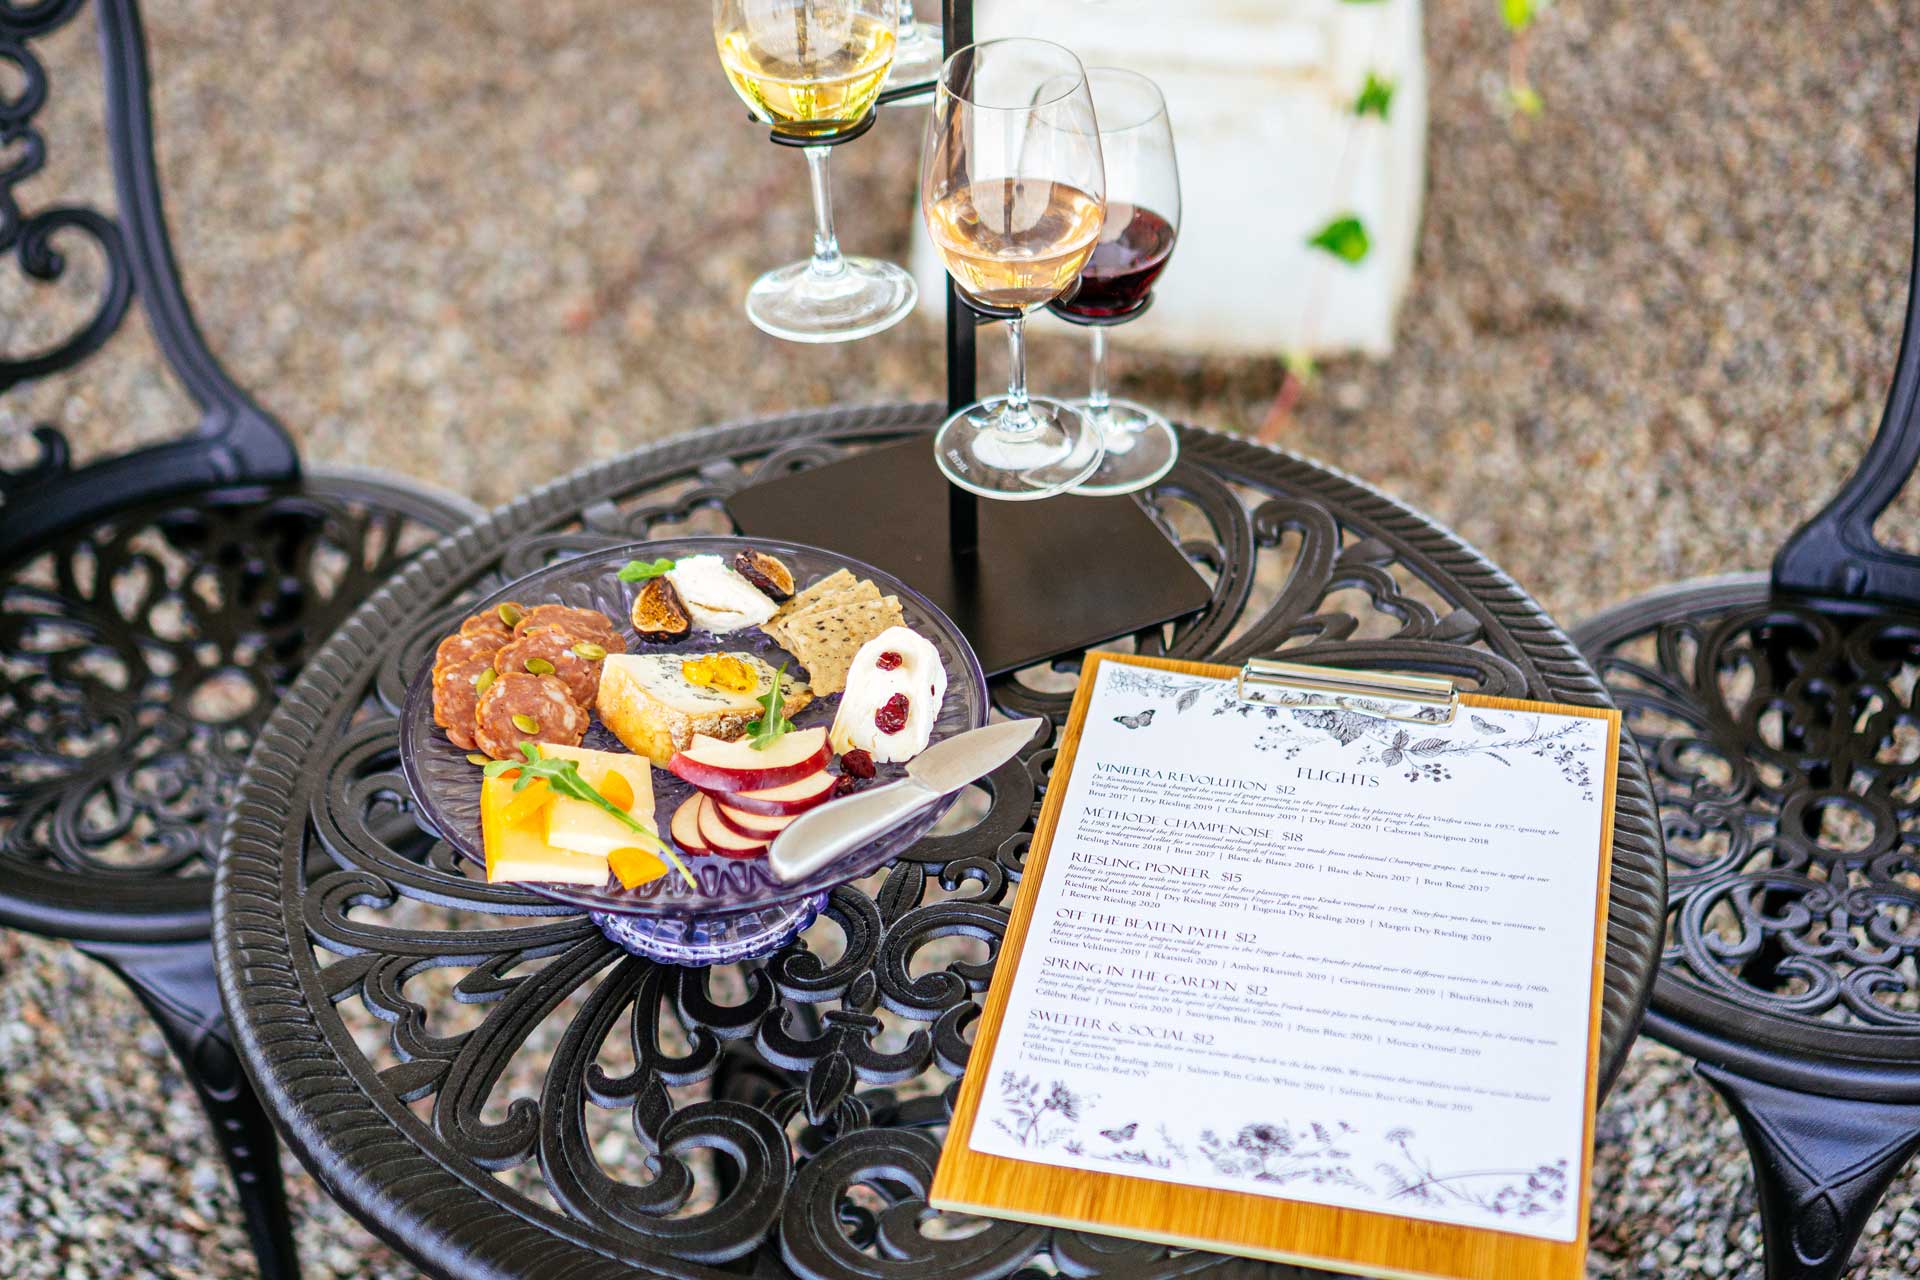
[715, 0, 918, 342]
[919, 38, 1108, 500]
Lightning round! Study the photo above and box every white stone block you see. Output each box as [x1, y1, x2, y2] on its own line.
[906, 0, 1427, 358]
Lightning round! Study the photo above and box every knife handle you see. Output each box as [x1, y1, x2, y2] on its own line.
[769, 779, 937, 881]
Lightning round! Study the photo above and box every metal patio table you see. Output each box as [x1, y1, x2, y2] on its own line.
[213, 404, 1666, 1280]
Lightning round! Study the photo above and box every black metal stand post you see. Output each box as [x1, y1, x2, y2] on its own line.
[942, 0, 980, 559]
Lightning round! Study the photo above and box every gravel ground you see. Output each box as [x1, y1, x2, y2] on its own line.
[6, 0, 1920, 1277]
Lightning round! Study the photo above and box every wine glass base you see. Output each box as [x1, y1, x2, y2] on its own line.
[744, 256, 917, 344]
[1071, 400, 1180, 496]
[886, 20, 944, 88]
[934, 397, 1105, 500]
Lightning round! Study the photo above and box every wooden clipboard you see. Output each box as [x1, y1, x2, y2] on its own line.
[931, 652, 1621, 1280]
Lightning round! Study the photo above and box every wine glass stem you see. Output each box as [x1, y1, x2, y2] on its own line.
[803, 146, 846, 279]
[1000, 315, 1037, 434]
[1087, 326, 1112, 416]
[896, 0, 916, 36]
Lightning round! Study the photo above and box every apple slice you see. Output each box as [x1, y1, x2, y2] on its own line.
[695, 795, 769, 860]
[668, 727, 830, 793]
[668, 794, 711, 857]
[711, 768, 836, 816]
[713, 801, 796, 841]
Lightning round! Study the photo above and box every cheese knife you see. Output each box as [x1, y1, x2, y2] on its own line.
[768, 718, 1042, 883]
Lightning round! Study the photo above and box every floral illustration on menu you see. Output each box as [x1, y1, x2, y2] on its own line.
[1101, 667, 1597, 800]
[1196, 1121, 1369, 1191]
[1379, 1129, 1571, 1222]
[979, 1082, 1574, 1230]
[990, 1073, 1089, 1150]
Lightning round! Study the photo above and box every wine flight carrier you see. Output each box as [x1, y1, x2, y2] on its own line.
[726, 0, 1214, 678]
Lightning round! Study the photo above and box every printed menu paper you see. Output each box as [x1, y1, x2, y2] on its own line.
[933, 653, 1619, 1280]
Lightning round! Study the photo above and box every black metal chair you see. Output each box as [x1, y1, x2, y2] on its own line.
[1574, 123, 1920, 1280]
[0, 3, 479, 1275]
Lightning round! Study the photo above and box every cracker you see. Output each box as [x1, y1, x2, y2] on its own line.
[771, 569, 856, 623]
[783, 595, 905, 695]
[761, 569, 855, 640]
[763, 576, 881, 646]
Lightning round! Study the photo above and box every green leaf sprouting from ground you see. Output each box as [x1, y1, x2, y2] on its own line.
[1307, 215, 1371, 265]
[1354, 73, 1395, 119]
[1507, 83, 1544, 116]
[1501, 0, 1544, 30]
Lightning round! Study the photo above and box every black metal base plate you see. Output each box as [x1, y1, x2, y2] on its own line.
[726, 436, 1212, 676]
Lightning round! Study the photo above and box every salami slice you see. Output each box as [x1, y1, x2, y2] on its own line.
[432, 652, 494, 751]
[472, 671, 589, 761]
[432, 631, 501, 685]
[459, 604, 519, 640]
[512, 604, 621, 646]
[491, 626, 610, 707]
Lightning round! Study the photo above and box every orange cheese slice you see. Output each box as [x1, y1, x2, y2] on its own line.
[481, 772, 610, 885]
[537, 744, 659, 860]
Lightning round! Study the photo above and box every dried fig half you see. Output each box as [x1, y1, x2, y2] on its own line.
[733, 548, 795, 600]
[631, 576, 692, 641]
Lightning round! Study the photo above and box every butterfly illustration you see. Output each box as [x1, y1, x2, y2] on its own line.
[1100, 1123, 1138, 1142]
[1114, 710, 1155, 730]
[1470, 714, 1506, 735]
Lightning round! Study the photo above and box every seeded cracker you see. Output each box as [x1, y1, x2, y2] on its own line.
[762, 569, 857, 635]
[762, 574, 881, 646]
[767, 580, 883, 645]
[782, 595, 905, 695]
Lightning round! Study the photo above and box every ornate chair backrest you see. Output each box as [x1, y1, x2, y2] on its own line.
[0, 0, 297, 565]
[1773, 123, 1920, 603]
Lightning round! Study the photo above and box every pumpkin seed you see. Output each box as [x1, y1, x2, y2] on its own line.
[466, 753, 490, 766]
[474, 666, 497, 695]
[525, 657, 556, 675]
[511, 713, 541, 734]
[497, 602, 525, 627]
[571, 641, 607, 661]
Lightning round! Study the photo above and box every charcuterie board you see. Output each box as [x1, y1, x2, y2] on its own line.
[398, 536, 988, 963]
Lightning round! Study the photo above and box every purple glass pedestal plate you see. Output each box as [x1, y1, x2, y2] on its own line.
[398, 535, 989, 965]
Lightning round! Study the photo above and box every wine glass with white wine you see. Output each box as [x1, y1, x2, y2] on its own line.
[715, 0, 918, 342]
[919, 38, 1107, 499]
[884, 0, 943, 89]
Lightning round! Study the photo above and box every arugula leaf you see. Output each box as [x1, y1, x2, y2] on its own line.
[483, 745, 697, 889]
[617, 557, 675, 582]
[746, 663, 794, 750]
[1354, 72, 1395, 119]
[1307, 215, 1371, 265]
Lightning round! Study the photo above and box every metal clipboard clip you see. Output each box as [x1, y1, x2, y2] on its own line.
[1235, 658, 1460, 725]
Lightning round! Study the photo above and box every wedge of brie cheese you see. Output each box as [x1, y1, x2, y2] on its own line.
[666, 555, 777, 633]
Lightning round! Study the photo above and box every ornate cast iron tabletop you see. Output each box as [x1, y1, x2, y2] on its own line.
[214, 405, 1665, 1280]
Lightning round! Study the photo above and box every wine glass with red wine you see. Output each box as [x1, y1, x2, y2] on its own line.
[920, 38, 1108, 499]
[1049, 67, 1180, 495]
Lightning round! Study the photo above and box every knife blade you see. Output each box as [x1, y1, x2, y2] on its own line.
[768, 718, 1041, 883]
